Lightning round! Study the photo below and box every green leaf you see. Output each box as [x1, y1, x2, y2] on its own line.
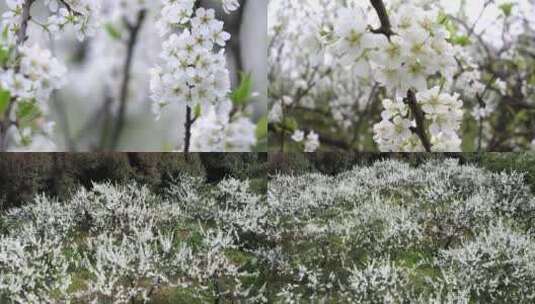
[0, 50, 7, 65]
[255, 116, 267, 140]
[282, 117, 298, 132]
[0, 89, 10, 117]
[1, 26, 8, 41]
[194, 103, 202, 119]
[253, 138, 267, 152]
[437, 11, 449, 25]
[451, 35, 470, 46]
[16, 100, 41, 125]
[499, 3, 514, 17]
[231, 72, 253, 107]
[105, 23, 122, 40]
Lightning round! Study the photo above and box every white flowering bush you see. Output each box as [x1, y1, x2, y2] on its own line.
[265, 159, 535, 302]
[2, 159, 535, 302]
[437, 220, 535, 303]
[269, 0, 535, 152]
[0, 0, 266, 152]
[0, 177, 265, 303]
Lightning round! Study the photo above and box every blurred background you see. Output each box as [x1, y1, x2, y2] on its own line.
[0, 152, 267, 211]
[0, 0, 267, 151]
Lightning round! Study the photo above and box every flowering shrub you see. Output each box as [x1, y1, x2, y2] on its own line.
[0, 0, 265, 151]
[265, 159, 535, 302]
[438, 220, 535, 303]
[2, 160, 535, 303]
[269, 0, 535, 152]
[0, 178, 263, 303]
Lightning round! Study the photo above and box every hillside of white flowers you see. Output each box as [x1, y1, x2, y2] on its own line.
[1, 159, 535, 303]
[268, 159, 535, 303]
[0, 176, 267, 303]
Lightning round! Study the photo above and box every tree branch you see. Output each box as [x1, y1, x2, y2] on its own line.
[57, 0, 83, 16]
[16, 0, 35, 45]
[369, 0, 394, 38]
[184, 106, 197, 154]
[0, 0, 35, 151]
[369, 1, 431, 151]
[109, 9, 147, 150]
[404, 90, 432, 152]
[227, 0, 246, 73]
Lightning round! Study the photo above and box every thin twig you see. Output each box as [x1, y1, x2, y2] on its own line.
[16, 0, 35, 45]
[58, 0, 83, 16]
[109, 10, 147, 150]
[0, 0, 35, 151]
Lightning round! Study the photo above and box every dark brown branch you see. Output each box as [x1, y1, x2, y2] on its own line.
[369, 0, 394, 38]
[109, 9, 147, 150]
[404, 90, 432, 152]
[184, 106, 196, 154]
[58, 0, 83, 16]
[369, 1, 432, 151]
[0, 100, 16, 151]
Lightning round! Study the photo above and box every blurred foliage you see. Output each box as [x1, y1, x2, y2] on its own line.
[0, 153, 265, 210]
[4, 152, 535, 211]
[467, 152, 535, 191]
[268, 153, 535, 189]
[200, 153, 267, 193]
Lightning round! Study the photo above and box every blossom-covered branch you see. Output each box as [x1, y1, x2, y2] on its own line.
[269, 0, 535, 152]
[368, 0, 432, 151]
[405, 89, 431, 151]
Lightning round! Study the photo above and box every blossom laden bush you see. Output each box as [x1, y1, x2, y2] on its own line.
[266, 159, 535, 303]
[1, 159, 535, 302]
[0, 178, 264, 303]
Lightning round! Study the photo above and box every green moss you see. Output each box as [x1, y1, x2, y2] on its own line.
[150, 286, 213, 304]
[225, 248, 254, 265]
[67, 270, 93, 294]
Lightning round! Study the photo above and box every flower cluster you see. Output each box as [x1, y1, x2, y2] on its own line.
[373, 97, 420, 151]
[332, 4, 456, 94]
[330, 3, 462, 151]
[291, 129, 320, 152]
[190, 101, 257, 152]
[2, 0, 100, 45]
[374, 86, 463, 151]
[150, 2, 234, 117]
[1, 44, 66, 104]
[149, 0, 258, 152]
[44, 0, 101, 41]
[0, 0, 99, 150]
